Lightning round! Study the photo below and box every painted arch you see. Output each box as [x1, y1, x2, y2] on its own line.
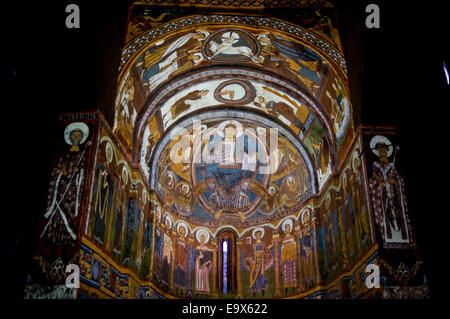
[149, 109, 318, 226]
[112, 17, 355, 224]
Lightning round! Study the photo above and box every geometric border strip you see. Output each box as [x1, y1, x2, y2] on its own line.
[137, 0, 334, 9]
[120, 14, 347, 75]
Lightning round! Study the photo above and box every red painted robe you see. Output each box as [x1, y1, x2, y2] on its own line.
[368, 161, 415, 248]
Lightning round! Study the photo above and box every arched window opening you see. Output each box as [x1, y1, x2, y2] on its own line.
[222, 240, 228, 294]
[218, 230, 236, 294]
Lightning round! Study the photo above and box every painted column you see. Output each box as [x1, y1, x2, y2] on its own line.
[105, 182, 118, 252]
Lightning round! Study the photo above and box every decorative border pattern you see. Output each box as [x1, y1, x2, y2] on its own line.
[136, 0, 333, 9]
[120, 14, 347, 75]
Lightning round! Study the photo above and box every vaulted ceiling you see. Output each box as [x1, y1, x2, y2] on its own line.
[112, 2, 355, 227]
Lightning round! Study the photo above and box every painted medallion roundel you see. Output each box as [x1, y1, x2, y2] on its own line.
[213, 79, 256, 105]
[202, 28, 261, 63]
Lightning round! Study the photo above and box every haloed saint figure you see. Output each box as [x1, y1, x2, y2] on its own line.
[195, 250, 213, 294]
[280, 220, 297, 293]
[368, 135, 414, 248]
[244, 228, 273, 296]
[194, 231, 213, 295]
[41, 122, 90, 248]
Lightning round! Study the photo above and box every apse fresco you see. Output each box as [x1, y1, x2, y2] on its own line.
[157, 79, 313, 133]
[86, 125, 153, 280]
[149, 203, 320, 298]
[155, 119, 313, 226]
[144, 138, 377, 299]
[137, 74, 334, 185]
[26, 0, 428, 300]
[114, 23, 354, 170]
[125, 26, 331, 102]
[26, 118, 418, 299]
[315, 143, 375, 283]
[26, 116, 376, 300]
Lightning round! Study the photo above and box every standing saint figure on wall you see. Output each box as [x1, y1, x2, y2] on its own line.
[41, 122, 90, 248]
[324, 212, 337, 271]
[245, 228, 273, 296]
[122, 198, 137, 267]
[195, 251, 213, 294]
[368, 135, 415, 248]
[174, 223, 189, 292]
[113, 184, 127, 254]
[135, 210, 145, 269]
[280, 220, 297, 293]
[93, 166, 110, 245]
[300, 230, 315, 287]
[194, 230, 213, 295]
[161, 216, 174, 287]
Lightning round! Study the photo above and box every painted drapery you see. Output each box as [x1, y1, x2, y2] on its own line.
[25, 1, 426, 300]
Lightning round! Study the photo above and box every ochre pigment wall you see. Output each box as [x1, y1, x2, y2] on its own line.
[25, 112, 380, 299]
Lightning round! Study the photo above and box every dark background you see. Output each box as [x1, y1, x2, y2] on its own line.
[4, 0, 448, 303]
